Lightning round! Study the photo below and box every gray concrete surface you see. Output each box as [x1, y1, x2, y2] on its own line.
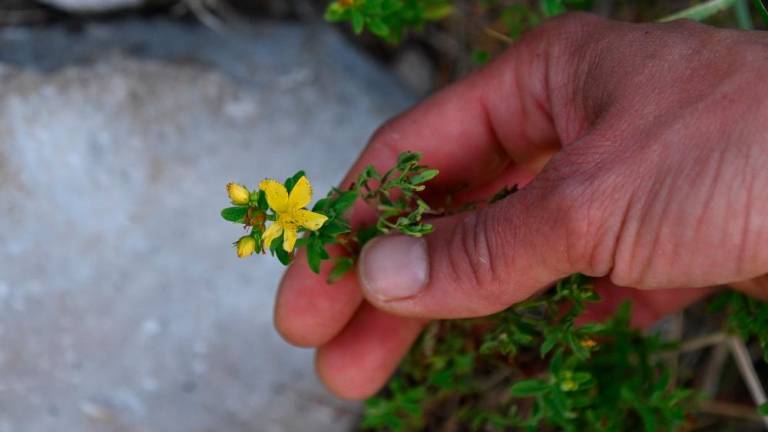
[0, 19, 413, 432]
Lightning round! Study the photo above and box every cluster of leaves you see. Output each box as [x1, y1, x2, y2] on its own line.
[356, 151, 439, 237]
[326, 0, 768, 58]
[361, 275, 695, 431]
[324, 0, 593, 46]
[710, 291, 768, 361]
[325, 0, 454, 42]
[758, 0, 768, 23]
[221, 152, 439, 282]
[222, 151, 768, 430]
[220, 171, 347, 266]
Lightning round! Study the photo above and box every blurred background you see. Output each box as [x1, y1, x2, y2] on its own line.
[0, 1, 764, 431]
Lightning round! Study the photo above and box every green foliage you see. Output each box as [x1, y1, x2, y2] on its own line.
[221, 153, 439, 281]
[325, 0, 454, 42]
[756, 0, 768, 25]
[361, 276, 695, 431]
[218, 0, 768, 429]
[305, 186, 356, 273]
[220, 206, 248, 223]
[710, 291, 768, 361]
[357, 151, 438, 238]
[659, 0, 741, 23]
[759, 402, 768, 415]
[222, 150, 768, 429]
[300, 151, 439, 276]
[326, 0, 596, 43]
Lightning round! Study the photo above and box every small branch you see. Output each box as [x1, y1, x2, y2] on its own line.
[700, 341, 729, 398]
[727, 337, 768, 429]
[483, 27, 514, 45]
[665, 313, 685, 388]
[673, 332, 729, 355]
[734, 0, 754, 29]
[699, 400, 766, 422]
[658, 0, 738, 22]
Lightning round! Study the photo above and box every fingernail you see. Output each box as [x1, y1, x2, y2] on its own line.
[359, 235, 428, 301]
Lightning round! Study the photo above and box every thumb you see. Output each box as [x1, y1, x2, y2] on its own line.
[358, 171, 595, 319]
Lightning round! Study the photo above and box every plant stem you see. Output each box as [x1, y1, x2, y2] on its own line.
[728, 337, 768, 428]
[659, 0, 738, 22]
[735, 0, 754, 29]
[701, 342, 729, 398]
[483, 27, 514, 45]
[756, 0, 768, 26]
[699, 400, 765, 422]
[675, 332, 729, 354]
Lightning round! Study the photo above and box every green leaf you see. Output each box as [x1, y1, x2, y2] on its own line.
[540, 337, 557, 357]
[306, 242, 322, 274]
[327, 257, 354, 283]
[658, 0, 739, 23]
[757, 0, 768, 26]
[759, 402, 768, 416]
[352, 10, 365, 34]
[510, 379, 550, 397]
[399, 223, 433, 237]
[324, 3, 346, 21]
[321, 219, 351, 236]
[356, 225, 380, 247]
[471, 50, 491, 65]
[284, 170, 306, 193]
[332, 190, 358, 213]
[410, 169, 439, 185]
[221, 206, 248, 222]
[305, 237, 329, 274]
[256, 190, 269, 211]
[274, 242, 292, 265]
[423, 3, 454, 20]
[397, 151, 421, 166]
[312, 197, 331, 213]
[539, 0, 567, 17]
[361, 165, 382, 181]
[368, 18, 390, 37]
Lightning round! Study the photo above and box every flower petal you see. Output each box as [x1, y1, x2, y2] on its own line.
[288, 176, 312, 210]
[296, 209, 328, 231]
[282, 227, 298, 252]
[259, 179, 290, 213]
[262, 222, 283, 250]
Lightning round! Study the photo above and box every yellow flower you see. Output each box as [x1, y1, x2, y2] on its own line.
[236, 236, 257, 258]
[227, 183, 251, 205]
[260, 176, 328, 252]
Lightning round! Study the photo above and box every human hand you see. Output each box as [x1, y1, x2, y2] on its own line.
[275, 13, 768, 399]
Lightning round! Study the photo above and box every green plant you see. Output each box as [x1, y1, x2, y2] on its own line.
[361, 275, 695, 431]
[222, 152, 437, 279]
[221, 2, 768, 430]
[222, 151, 767, 430]
[325, 0, 767, 48]
[324, 0, 454, 42]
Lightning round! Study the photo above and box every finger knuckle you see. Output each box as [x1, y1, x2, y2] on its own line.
[444, 210, 507, 303]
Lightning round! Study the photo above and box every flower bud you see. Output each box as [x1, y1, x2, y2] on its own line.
[236, 236, 257, 258]
[560, 379, 578, 392]
[227, 183, 250, 205]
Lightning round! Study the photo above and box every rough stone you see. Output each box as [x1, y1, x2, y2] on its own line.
[0, 19, 413, 432]
[37, 0, 144, 12]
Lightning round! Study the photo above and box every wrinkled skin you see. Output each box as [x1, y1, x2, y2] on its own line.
[274, 14, 768, 399]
